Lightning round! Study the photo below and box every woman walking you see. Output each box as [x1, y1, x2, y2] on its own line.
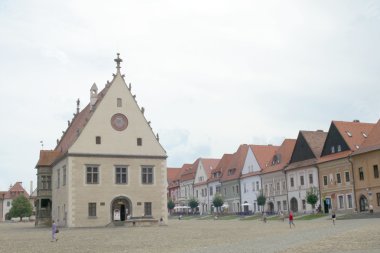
[51, 220, 58, 242]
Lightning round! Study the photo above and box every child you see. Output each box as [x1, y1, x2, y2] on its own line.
[289, 211, 295, 228]
[332, 212, 336, 226]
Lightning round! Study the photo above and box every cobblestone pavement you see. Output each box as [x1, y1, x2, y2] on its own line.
[1, 216, 379, 253]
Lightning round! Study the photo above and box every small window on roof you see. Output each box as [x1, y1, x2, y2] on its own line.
[337, 145, 342, 152]
[362, 132, 368, 138]
[346, 131, 352, 137]
[355, 145, 360, 149]
[331, 146, 335, 153]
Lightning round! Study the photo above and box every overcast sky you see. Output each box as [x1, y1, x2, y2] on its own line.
[1, 0, 380, 192]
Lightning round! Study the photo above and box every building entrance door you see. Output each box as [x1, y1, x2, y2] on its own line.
[359, 195, 368, 212]
[111, 196, 131, 222]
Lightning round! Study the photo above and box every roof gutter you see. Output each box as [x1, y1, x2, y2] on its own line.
[348, 155, 357, 212]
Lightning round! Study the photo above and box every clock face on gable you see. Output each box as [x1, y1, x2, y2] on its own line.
[111, 113, 128, 131]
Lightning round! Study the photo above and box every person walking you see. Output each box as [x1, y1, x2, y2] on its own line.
[289, 211, 295, 228]
[332, 211, 336, 226]
[51, 220, 58, 242]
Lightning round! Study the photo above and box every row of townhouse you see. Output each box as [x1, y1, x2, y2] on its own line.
[168, 119, 380, 215]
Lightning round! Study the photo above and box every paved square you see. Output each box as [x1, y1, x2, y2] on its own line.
[1, 217, 379, 253]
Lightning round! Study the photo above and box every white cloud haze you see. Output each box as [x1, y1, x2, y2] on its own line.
[1, 0, 380, 191]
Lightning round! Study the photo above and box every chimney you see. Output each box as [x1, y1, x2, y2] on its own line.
[317, 130, 324, 132]
[353, 119, 360, 123]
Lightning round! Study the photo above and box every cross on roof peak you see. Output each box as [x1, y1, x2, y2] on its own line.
[114, 53, 123, 71]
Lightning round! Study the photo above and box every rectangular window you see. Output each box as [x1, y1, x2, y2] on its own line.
[345, 171, 350, 182]
[209, 186, 213, 196]
[196, 190, 198, 198]
[256, 181, 260, 191]
[96, 136, 101, 144]
[57, 169, 60, 188]
[302, 199, 306, 210]
[117, 98, 122, 107]
[377, 193, 380, 206]
[86, 166, 99, 184]
[7, 201, 10, 207]
[359, 167, 364, 181]
[144, 202, 152, 216]
[300, 175, 304, 186]
[374, 165, 379, 178]
[336, 173, 341, 184]
[141, 167, 153, 184]
[216, 186, 221, 194]
[63, 166, 66, 186]
[290, 177, 294, 187]
[276, 182, 280, 191]
[347, 194, 353, 208]
[115, 167, 128, 184]
[236, 185, 239, 194]
[323, 176, 328, 186]
[309, 174, 313, 184]
[137, 138, 142, 146]
[282, 181, 286, 191]
[338, 195, 344, 209]
[244, 183, 246, 193]
[88, 203, 96, 217]
[283, 200, 287, 210]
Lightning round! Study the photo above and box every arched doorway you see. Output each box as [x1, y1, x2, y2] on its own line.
[110, 196, 132, 221]
[290, 197, 298, 213]
[359, 195, 368, 212]
[268, 202, 274, 213]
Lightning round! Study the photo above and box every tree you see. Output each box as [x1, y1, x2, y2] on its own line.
[306, 187, 319, 212]
[188, 197, 199, 213]
[167, 198, 175, 213]
[257, 191, 266, 212]
[212, 194, 224, 213]
[9, 195, 33, 221]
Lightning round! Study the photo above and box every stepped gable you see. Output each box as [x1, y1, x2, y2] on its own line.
[261, 139, 296, 174]
[208, 154, 233, 183]
[220, 144, 250, 182]
[333, 121, 374, 151]
[36, 150, 60, 167]
[353, 119, 380, 156]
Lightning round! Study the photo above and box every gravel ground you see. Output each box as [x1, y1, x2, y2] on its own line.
[1, 216, 380, 253]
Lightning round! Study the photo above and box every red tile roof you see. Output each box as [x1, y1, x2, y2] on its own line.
[286, 131, 327, 171]
[220, 144, 250, 182]
[201, 158, 221, 180]
[261, 139, 296, 174]
[352, 119, 380, 156]
[251, 144, 280, 169]
[36, 150, 60, 167]
[167, 167, 181, 183]
[301, 130, 328, 158]
[208, 154, 233, 183]
[54, 83, 112, 158]
[180, 159, 199, 182]
[333, 121, 374, 151]
[2, 182, 29, 199]
[318, 150, 352, 164]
